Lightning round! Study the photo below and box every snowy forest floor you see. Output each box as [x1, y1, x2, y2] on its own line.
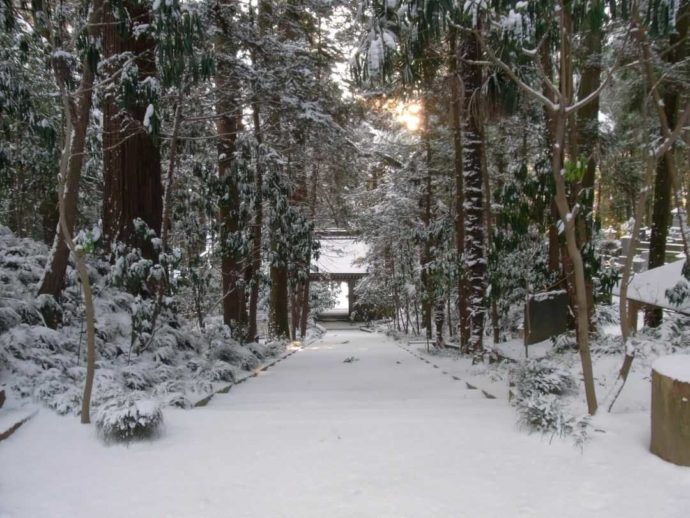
[2, 329, 690, 518]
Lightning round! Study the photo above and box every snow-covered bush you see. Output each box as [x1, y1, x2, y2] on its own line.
[551, 332, 577, 353]
[95, 393, 164, 442]
[35, 294, 63, 329]
[0, 307, 21, 333]
[595, 302, 619, 327]
[209, 340, 260, 371]
[512, 360, 576, 398]
[0, 228, 285, 425]
[511, 360, 583, 438]
[590, 333, 624, 355]
[208, 360, 238, 382]
[515, 393, 573, 434]
[262, 340, 286, 357]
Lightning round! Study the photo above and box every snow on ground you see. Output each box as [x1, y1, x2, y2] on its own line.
[2, 330, 690, 518]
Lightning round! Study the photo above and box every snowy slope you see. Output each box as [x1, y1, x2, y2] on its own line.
[2, 330, 689, 518]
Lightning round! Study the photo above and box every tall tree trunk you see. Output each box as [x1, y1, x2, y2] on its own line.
[448, 29, 470, 346]
[290, 283, 300, 340]
[434, 299, 445, 347]
[215, 68, 246, 335]
[478, 0, 600, 413]
[574, 0, 603, 324]
[299, 162, 319, 338]
[461, 31, 487, 356]
[247, 100, 264, 341]
[246, 0, 272, 341]
[101, 2, 162, 259]
[540, 39, 562, 276]
[269, 256, 290, 338]
[420, 115, 433, 339]
[269, 154, 291, 339]
[49, 0, 104, 421]
[38, 6, 100, 299]
[644, 0, 688, 327]
[477, 97, 499, 344]
[552, 1, 598, 413]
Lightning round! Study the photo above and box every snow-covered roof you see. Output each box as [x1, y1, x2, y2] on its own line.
[616, 260, 690, 313]
[313, 237, 368, 276]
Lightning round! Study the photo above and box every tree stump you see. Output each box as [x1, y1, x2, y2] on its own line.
[650, 355, 690, 466]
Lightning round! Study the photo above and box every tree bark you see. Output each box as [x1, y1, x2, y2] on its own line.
[420, 114, 433, 339]
[101, 2, 162, 260]
[269, 257, 290, 338]
[461, 31, 487, 356]
[643, 0, 688, 326]
[448, 29, 470, 347]
[247, 100, 264, 341]
[299, 162, 319, 338]
[49, 0, 104, 422]
[650, 362, 690, 466]
[215, 70, 246, 335]
[38, 3, 101, 299]
[574, 1, 603, 323]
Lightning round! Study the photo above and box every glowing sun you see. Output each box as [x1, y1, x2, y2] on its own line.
[397, 102, 422, 132]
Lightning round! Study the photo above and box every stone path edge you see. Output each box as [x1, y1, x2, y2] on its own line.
[397, 343, 500, 401]
[193, 345, 302, 408]
[0, 410, 39, 443]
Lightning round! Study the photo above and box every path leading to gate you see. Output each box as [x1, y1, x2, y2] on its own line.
[2, 330, 689, 518]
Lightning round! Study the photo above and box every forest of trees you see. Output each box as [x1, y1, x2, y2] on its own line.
[1, 0, 689, 420]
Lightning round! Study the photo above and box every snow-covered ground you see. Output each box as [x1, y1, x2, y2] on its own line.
[2, 330, 690, 518]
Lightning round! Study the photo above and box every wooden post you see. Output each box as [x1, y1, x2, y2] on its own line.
[347, 280, 355, 320]
[627, 300, 640, 335]
[651, 355, 690, 466]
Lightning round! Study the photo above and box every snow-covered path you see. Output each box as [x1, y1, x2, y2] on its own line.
[2, 330, 690, 518]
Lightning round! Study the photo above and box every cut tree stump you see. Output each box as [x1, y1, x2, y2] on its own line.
[650, 355, 690, 466]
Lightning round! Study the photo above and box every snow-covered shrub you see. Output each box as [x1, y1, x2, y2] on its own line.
[121, 364, 159, 391]
[128, 295, 156, 354]
[551, 332, 577, 353]
[209, 340, 260, 371]
[595, 302, 619, 327]
[95, 393, 164, 442]
[110, 241, 155, 296]
[511, 360, 584, 439]
[37, 380, 82, 415]
[208, 360, 238, 382]
[152, 378, 191, 408]
[0, 299, 43, 327]
[152, 345, 176, 365]
[153, 324, 197, 352]
[515, 393, 573, 434]
[261, 340, 285, 357]
[590, 333, 624, 355]
[0, 227, 283, 421]
[34, 293, 63, 329]
[512, 359, 576, 398]
[246, 341, 266, 360]
[0, 307, 21, 333]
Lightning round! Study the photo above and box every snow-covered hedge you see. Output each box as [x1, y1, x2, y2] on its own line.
[0, 227, 287, 435]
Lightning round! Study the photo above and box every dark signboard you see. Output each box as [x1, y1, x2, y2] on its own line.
[524, 290, 569, 346]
